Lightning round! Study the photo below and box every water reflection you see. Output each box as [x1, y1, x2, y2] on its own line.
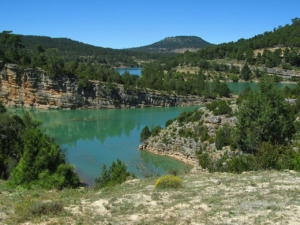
[8, 106, 197, 186]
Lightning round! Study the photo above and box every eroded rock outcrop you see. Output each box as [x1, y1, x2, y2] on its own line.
[0, 64, 204, 109]
[139, 105, 238, 171]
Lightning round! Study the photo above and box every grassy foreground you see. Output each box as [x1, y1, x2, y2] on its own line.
[0, 170, 300, 224]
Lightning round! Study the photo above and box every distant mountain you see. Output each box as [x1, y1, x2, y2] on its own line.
[19, 35, 162, 67]
[129, 36, 213, 54]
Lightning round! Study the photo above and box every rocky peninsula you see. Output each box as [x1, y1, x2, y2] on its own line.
[139, 103, 239, 172]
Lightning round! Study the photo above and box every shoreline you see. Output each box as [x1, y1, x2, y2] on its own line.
[139, 145, 199, 169]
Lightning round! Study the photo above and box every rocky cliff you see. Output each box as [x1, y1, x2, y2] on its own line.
[139, 104, 239, 171]
[0, 64, 204, 109]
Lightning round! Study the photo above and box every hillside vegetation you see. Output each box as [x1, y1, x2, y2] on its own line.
[129, 36, 213, 53]
[20, 35, 164, 67]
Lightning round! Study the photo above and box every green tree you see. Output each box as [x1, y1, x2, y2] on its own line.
[0, 101, 6, 113]
[236, 78, 295, 154]
[151, 126, 161, 137]
[230, 73, 239, 82]
[8, 127, 80, 189]
[94, 159, 134, 189]
[140, 126, 151, 141]
[215, 124, 231, 150]
[241, 63, 251, 81]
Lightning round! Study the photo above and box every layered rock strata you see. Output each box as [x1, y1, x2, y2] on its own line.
[0, 64, 203, 109]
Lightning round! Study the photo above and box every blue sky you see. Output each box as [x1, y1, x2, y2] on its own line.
[1, 0, 299, 49]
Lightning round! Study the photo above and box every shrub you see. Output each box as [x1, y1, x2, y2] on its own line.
[200, 125, 209, 142]
[28, 200, 63, 216]
[213, 101, 232, 115]
[14, 197, 63, 222]
[165, 119, 174, 127]
[8, 127, 80, 189]
[206, 100, 232, 115]
[226, 156, 255, 173]
[276, 147, 297, 170]
[140, 126, 151, 141]
[94, 159, 135, 189]
[154, 175, 182, 189]
[176, 109, 203, 123]
[215, 124, 231, 150]
[236, 79, 295, 154]
[256, 142, 280, 169]
[78, 77, 93, 91]
[293, 155, 300, 171]
[151, 125, 161, 137]
[198, 153, 211, 169]
[178, 128, 193, 138]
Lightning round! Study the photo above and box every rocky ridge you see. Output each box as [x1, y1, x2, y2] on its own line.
[139, 103, 239, 171]
[0, 64, 204, 109]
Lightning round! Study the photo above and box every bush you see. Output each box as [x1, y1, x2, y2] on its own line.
[226, 156, 255, 173]
[28, 200, 63, 216]
[256, 142, 280, 170]
[14, 197, 63, 222]
[215, 124, 231, 150]
[236, 78, 295, 154]
[151, 125, 161, 137]
[206, 100, 232, 116]
[198, 153, 211, 169]
[154, 175, 182, 189]
[177, 109, 203, 123]
[293, 155, 300, 171]
[165, 119, 174, 127]
[140, 126, 151, 141]
[200, 126, 209, 142]
[8, 127, 80, 189]
[94, 159, 135, 189]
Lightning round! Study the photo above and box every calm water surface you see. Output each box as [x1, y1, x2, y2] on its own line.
[7, 82, 297, 186]
[9, 106, 198, 186]
[115, 67, 142, 76]
[225, 82, 297, 94]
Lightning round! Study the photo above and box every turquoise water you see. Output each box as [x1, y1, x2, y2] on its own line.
[9, 106, 198, 186]
[7, 81, 297, 186]
[115, 67, 142, 76]
[225, 82, 297, 94]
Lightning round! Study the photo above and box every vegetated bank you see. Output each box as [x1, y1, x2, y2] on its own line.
[140, 77, 300, 174]
[0, 64, 204, 109]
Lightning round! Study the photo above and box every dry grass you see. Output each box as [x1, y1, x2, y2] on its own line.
[0, 170, 300, 224]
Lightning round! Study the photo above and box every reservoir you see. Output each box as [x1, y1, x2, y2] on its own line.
[9, 106, 197, 186]
[115, 67, 142, 76]
[7, 81, 297, 186]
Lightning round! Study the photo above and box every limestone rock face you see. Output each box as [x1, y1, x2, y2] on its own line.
[0, 64, 203, 109]
[205, 116, 221, 124]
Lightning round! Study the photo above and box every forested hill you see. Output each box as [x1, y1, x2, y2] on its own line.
[20, 35, 162, 67]
[195, 18, 300, 60]
[129, 36, 213, 53]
